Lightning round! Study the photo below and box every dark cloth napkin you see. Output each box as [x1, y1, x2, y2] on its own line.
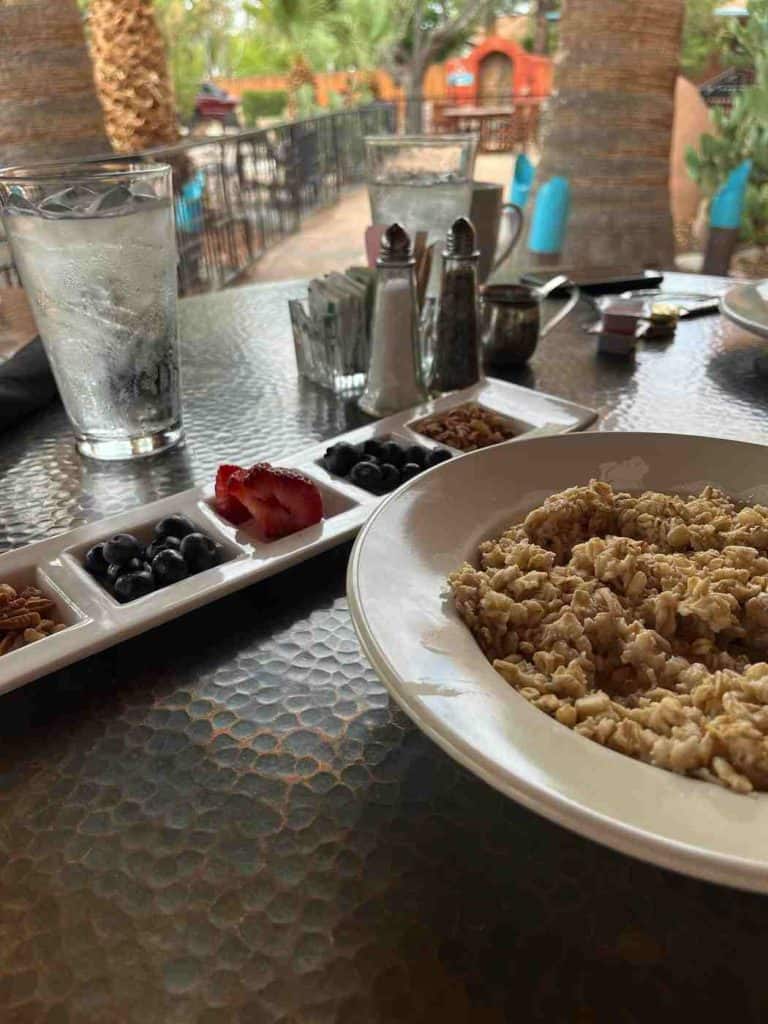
[0, 337, 58, 431]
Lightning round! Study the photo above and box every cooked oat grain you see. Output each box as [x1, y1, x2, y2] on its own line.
[449, 480, 768, 794]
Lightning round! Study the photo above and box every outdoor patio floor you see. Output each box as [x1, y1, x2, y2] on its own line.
[242, 153, 517, 283]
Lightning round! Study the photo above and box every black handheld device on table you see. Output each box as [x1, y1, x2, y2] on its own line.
[520, 269, 664, 296]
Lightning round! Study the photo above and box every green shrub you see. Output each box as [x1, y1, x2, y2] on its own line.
[241, 90, 288, 125]
[326, 90, 346, 111]
[295, 83, 320, 118]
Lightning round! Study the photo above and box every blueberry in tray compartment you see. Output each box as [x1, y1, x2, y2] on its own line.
[320, 436, 453, 496]
[79, 512, 235, 604]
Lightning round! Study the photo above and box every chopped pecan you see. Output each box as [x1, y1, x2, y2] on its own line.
[0, 612, 42, 631]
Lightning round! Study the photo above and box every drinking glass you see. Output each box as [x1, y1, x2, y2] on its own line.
[0, 161, 182, 460]
[364, 135, 478, 245]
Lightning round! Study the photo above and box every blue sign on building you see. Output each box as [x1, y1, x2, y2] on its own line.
[447, 70, 475, 87]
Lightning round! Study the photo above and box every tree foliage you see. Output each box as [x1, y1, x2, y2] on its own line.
[241, 89, 288, 124]
[77, 0, 549, 124]
[686, 0, 768, 245]
[680, 0, 726, 79]
[244, 0, 344, 73]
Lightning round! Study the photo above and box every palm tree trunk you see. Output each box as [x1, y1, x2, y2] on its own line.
[88, 0, 180, 152]
[532, 1, 553, 55]
[0, 0, 109, 165]
[405, 63, 427, 134]
[536, 0, 685, 268]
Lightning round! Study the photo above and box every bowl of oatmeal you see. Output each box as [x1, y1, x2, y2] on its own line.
[347, 432, 768, 892]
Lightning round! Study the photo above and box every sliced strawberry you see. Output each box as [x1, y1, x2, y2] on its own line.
[228, 463, 324, 541]
[215, 464, 251, 525]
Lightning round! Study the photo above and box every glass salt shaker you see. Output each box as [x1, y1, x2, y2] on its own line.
[430, 217, 481, 393]
[359, 223, 429, 417]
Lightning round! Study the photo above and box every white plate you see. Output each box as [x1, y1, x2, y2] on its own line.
[721, 280, 768, 338]
[347, 432, 768, 892]
[0, 378, 595, 697]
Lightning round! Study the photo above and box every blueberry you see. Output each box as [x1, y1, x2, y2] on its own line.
[144, 540, 161, 562]
[362, 439, 386, 460]
[114, 570, 155, 603]
[107, 557, 147, 582]
[106, 562, 123, 584]
[378, 463, 401, 492]
[103, 533, 142, 566]
[145, 536, 181, 562]
[403, 445, 427, 467]
[426, 447, 453, 468]
[152, 549, 189, 586]
[84, 542, 109, 577]
[154, 514, 196, 541]
[179, 532, 221, 573]
[401, 462, 422, 482]
[144, 540, 165, 562]
[323, 442, 360, 477]
[349, 460, 383, 493]
[380, 441, 405, 468]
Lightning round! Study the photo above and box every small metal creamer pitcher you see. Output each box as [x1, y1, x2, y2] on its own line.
[480, 275, 580, 369]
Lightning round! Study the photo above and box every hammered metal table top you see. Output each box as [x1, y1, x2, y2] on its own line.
[2, 272, 768, 1024]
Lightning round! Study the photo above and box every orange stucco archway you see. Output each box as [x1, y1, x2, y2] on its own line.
[444, 37, 552, 103]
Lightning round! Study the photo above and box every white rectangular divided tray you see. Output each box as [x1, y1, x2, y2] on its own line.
[0, 378, 596, 696]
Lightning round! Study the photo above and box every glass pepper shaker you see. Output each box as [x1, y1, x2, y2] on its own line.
[359, 223, 429, 417]
[429, 217, 481, 393]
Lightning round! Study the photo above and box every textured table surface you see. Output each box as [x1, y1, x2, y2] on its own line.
[2, 272, 768, 1023]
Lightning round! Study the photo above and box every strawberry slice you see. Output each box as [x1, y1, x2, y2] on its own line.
[215, 464, 251, 525]
[228, 463, 324, 541]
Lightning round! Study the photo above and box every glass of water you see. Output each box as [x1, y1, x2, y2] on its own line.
[0, 161, 182, 460]
[364, 135, 478, 245]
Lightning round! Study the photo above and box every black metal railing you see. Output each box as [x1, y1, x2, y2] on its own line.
[65, 95, 538, 297]
[699, 67, 754, 111]
[94, 102, 396, 296]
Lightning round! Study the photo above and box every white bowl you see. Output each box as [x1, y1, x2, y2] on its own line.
[347, 432, 768, 892]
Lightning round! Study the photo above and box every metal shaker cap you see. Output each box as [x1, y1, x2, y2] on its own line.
[443, 216, 479, 259]
[377, 223, 414, 267]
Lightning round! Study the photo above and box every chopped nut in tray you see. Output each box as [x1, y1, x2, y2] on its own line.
[412, 402, 516, 452]
[0, 584, 68, 655]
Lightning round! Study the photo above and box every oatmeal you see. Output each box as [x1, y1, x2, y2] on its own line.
[412, 403, 516, 452]
[449, 481, 768, 794]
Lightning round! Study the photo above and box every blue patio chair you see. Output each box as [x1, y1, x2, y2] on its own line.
[509, 153, 535, 209]
[709, 159, 751, 231]
[175, 170, 205, 234]
[528, 176, 571, 258]
[702, 159, 751, 275]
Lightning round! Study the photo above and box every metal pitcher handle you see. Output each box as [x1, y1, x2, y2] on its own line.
[538, 276, 580, 337]
[489, 203, 524, 277]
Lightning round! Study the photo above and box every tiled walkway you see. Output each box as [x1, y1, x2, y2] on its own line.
[242, 153, 517, 283]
